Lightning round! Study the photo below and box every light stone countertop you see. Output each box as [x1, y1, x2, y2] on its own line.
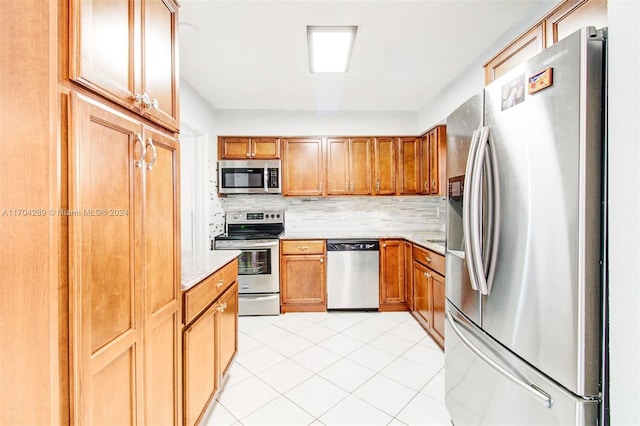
[280, 231, 446, 255]
[181, 250, 241, 291]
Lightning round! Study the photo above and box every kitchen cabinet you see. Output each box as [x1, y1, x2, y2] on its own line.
[484, 0, 607, 84]
[421, 125, 447, 196]
[484, 24, 544, 85]
[282, 138, 324, 196]
[379, 240, 408, 311]
[69, 0, 180, 131]
[397, 137, 420, 195]
[411, 244, 446, 349]
[218, 136, 280, 159]
[68, 93, 181, 424]
[326, 137, 373, 195]
[183, 260, 238, 426]
[404, 241, 415, 311]
[280, 240, 327, 312]
[545, 0, 607, 46]
[373, 137, 397, 195]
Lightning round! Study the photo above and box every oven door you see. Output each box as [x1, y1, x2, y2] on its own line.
[214, 239, 280, 294]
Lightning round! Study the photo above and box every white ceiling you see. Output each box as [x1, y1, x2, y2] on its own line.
[178, 0, 542, 112]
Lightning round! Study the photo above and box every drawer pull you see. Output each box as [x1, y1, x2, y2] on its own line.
[298, 246, 309, 251]
[425, 256, 432, 263]
[216, 280, 224, 288]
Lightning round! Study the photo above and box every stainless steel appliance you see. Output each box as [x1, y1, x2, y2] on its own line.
[444, 27, 607, 425]
[218, 159, 281, 194]
[326, 240, 380, 310]
[214, 211, 284, 315]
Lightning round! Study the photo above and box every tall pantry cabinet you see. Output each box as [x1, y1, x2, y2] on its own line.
[0, 0, 181, 424]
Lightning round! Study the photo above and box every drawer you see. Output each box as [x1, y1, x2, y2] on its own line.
[281, 240, 325, 255]
[184, 259, 238, 325]
[413, 244, 445, 276]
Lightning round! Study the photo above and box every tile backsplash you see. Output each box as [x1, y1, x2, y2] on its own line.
[213, 194, 446, 239]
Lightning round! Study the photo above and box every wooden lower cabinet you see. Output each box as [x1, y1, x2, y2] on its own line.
[280, 240, 327, 312]
[183, 262, 239, 426]
[411, 244, 446, 349]
[379, 239, 408, 311]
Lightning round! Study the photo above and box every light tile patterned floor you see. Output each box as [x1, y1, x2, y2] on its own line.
[201, 311, 450, 426]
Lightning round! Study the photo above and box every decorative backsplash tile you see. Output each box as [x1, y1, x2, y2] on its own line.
[216, 194, 446, 238]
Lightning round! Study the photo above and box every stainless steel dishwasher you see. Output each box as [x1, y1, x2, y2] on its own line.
[326, 240, 380, 310]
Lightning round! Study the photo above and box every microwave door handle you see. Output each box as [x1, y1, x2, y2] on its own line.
[264, 165, 268, 192]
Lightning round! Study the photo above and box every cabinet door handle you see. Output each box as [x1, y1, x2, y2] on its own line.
[134, 92, 158, 110]
[350, 182, 354, 192]
[432, 179, 437, 190]
[146, 138, 157, 171]
[424, 272, 432, 278]
[376, 181, 380, 192]
[424, 180, 429, 191]
[135, 133, 146, 168]
[346, 182, 349, 191]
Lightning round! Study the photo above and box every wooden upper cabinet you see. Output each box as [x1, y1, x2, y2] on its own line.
[326, 137, 372, 195]
[485, 0, 607, 85]
[282, 138, 324, 196]
[70, 0, 179, 131]
[428, 125, 447, 195]
[484, 24, 544, 85]
[219, 137, 280, 159]
[545, 0, 607, 46]
[397, 137, 420, 195]
[374, 137, 397, 195]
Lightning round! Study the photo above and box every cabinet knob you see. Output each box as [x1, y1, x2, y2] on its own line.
[320, 258, 324, 263]
[382, 243, 387, 248]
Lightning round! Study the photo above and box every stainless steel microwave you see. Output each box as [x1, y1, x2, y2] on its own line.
[218, 159, 282, 194]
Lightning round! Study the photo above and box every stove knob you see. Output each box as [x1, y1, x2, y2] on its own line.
[276, 214, 281, 218]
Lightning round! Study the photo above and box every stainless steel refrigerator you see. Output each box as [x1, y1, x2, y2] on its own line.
[444, 27, 606, 425]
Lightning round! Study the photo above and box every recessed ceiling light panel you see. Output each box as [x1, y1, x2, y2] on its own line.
[307, 25, 357, 73]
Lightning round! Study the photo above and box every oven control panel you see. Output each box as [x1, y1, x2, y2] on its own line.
[227, 210, 284, 224]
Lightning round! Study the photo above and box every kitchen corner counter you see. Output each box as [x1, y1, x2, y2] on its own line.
[181, 250, 241, 290]
[279, 231, 446, 255]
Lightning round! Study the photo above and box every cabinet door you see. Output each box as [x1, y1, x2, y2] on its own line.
[373, 137, 396, 195]
[545, 0, 607, 46]
[398, 137, 420, 194]
[219, 137, 251, 159]
[183, 307, 217, 426]
[430, 126, 447, 195]
[140, 0, 179, 131]
[70, 0, 138, 110]
[484, 24, 544, 85]
[281, 255, 326, 312]
[413, 261, 431, 329]
[326, 137, 350, 195]
[251, 137, 280, 159]
[282, 138, 324, 196]
[431, 271, 446, 348]
[217, 282, 238, 378]
[350, 137, 373, 195]
[143, 127, 181, 426]
[69, 93, 144, 425]
[404, 241, 414, 311]
[380, 240, 407, 311]
[418, 134, 430, 195]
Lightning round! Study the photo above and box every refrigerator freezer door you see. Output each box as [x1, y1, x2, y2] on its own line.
[446, 93, 483, 326]
[482, 27, 604, 397]
[445, 303, 599, 425]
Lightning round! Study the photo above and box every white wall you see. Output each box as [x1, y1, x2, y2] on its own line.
[180, 80, 226, 248]
[607, 1, 640, 424]
[215, 109, 419, 136]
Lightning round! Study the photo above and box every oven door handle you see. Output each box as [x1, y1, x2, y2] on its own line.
[216, 240, 279, 249]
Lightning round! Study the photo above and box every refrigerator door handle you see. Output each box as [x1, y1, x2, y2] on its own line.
[446, 311, 553, 408]
[463, 129, 482, 291]
[469, 126, 500, 295]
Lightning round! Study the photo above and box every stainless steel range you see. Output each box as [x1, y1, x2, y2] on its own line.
[214, 210, 284, 316]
